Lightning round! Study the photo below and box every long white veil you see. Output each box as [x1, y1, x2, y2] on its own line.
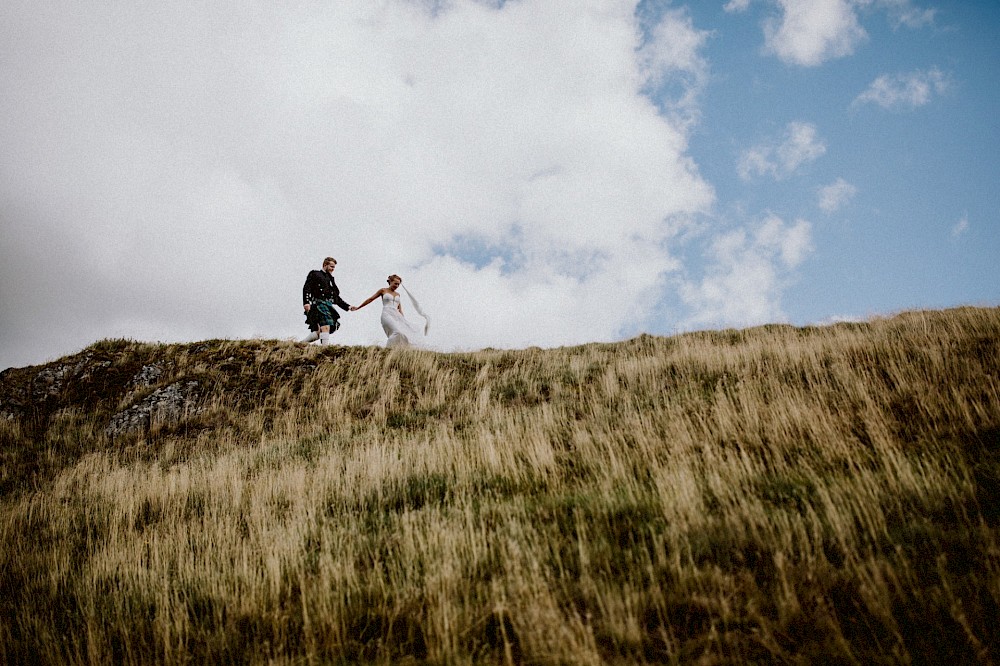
[400, 286, 430, 335]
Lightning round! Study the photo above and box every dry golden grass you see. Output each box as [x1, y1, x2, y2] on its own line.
[1, 306, 999, 664]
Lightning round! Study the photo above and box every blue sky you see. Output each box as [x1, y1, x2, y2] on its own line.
[1, 0, 998, 370]
[667, 0, 999, 328]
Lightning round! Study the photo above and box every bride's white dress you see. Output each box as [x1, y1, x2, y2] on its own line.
[381, 292, 423, 348]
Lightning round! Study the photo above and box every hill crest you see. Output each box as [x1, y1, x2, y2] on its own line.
[2, 306, 999, 663]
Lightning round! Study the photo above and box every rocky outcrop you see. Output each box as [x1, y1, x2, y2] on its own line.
[129, 363, 165, 389]
[30, 355, 112, 400]
[105, 380, 203, 437]
[1, 338, 324, 441]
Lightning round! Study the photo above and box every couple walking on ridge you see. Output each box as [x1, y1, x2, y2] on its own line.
[301, 257, 429, 348]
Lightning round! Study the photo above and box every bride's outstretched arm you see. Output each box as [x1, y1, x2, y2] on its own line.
[350, 289, 385, 311]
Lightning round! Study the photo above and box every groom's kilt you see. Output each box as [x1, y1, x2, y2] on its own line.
[305, 300, 340, 331]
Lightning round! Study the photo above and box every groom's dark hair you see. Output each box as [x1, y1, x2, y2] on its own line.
[323, 257, 337, 267]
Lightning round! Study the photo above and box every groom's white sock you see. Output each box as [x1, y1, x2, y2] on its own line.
[301, 331, 319, 343]
[319, 331, 330, 345]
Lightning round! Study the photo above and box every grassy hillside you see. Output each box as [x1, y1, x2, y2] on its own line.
[2, 307, 999, 664]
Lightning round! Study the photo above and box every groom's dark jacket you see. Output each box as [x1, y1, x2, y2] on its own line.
[303, 269, 352, 313]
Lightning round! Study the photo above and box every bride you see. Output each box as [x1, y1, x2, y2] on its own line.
[351, 274, 429, 348]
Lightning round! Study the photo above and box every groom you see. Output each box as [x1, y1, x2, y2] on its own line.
[302, 257, 353, 344]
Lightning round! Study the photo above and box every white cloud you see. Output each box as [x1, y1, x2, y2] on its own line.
[637, 6, 710, 127]
[818, 177, 858, 213]
[811, 313, 866, 325]
[0, 0, 719, 368]
[724, 0, 753, 13]
[951, 214, 969, 238]
[680, 214, 813, 327]
[763, 0, 867, 67]
[853, 67, 949, 110]
[867, 0, 937, 29]
[746, 0, 932, 67]
[738, 121, 826, 180]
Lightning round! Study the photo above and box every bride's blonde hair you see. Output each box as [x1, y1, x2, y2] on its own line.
[387, 274, 402, 285]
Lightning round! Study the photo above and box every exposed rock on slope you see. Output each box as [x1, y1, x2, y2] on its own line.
[104, 379, 203, 437]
